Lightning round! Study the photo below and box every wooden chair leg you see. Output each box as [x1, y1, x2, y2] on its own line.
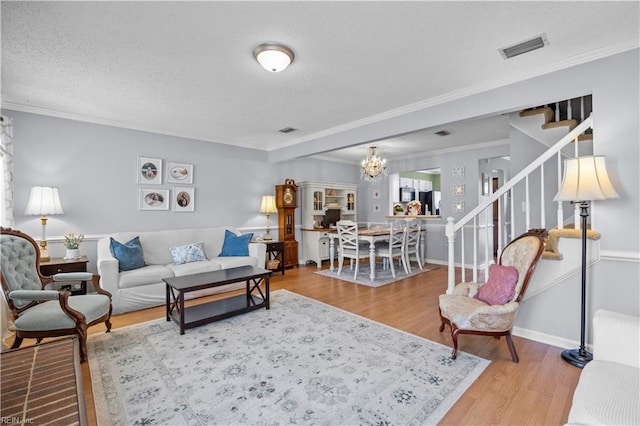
[505, 333, 519, 363]
[451, 328, 460, 359]
[11, 336, 23, 349]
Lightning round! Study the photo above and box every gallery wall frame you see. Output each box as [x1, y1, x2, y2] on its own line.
[173, 187, 195, 212]
[167, 162, 194, 184]
[139, 188, 170, 211]
[137, 157, 162, 185]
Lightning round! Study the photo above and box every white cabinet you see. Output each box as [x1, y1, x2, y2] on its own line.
[299, 181, 358, 267]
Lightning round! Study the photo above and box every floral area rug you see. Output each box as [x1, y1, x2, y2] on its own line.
[88, 290, 488, 425]
[315, 262, 438, 288]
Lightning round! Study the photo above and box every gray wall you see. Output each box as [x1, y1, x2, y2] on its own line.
[6, 110, 359, 267]
[4, 48, 639, 348]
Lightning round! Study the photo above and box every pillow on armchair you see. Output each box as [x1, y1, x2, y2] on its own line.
[474, 264, 519, 305]
[219, 230, 253, 257]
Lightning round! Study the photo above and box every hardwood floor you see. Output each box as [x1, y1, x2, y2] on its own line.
[83, 264, 581, 425]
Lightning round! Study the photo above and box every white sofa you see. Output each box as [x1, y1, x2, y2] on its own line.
[97, 227, 266, 314]
[566, 309, 639, 425]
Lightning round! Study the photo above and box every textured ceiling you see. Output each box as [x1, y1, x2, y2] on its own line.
[2, 1, 638, 163]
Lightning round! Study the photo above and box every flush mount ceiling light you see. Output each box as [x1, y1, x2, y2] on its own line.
[360, 146, 388, 184]
[253, 43, 294, 72]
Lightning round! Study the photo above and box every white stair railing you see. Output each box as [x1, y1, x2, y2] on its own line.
[445, 115, 593, 293]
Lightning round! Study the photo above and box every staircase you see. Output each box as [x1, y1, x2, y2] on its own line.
[445, 96, 595, 293]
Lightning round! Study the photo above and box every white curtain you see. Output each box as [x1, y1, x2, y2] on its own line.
[1, 114, 14, 227]
[0, 114, 15, 349]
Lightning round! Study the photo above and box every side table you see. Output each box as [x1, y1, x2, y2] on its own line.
[39, 256, 89, 295]
[264, 241, 285, 275]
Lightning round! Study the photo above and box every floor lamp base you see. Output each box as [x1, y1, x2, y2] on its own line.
[561, 348, 593, 368]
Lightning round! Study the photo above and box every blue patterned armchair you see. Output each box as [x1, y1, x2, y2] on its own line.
[0, 227, 112, 362]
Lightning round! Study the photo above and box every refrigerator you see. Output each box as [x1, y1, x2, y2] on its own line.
[419, 191, 441, 215]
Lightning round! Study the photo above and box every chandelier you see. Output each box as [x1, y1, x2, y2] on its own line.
[360, 146, 387, 184]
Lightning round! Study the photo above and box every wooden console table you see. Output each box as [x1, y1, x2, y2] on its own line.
[1, 337, 88, 425]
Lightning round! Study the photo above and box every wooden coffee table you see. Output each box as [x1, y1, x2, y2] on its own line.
[164, 266, 271, 335]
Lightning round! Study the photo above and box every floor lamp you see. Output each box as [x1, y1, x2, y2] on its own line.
[554, 156, 619, 368]
[24, 186, 64, 261]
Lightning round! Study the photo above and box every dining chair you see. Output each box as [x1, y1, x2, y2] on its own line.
[336, 220, 369, 279]
[376, 221, 405, 278]
[402, 220, 423, 273]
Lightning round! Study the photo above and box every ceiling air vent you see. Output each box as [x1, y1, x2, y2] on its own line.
[500, 34, 548, 59]
[435, 130, 450, 137]
[278, 127, 297, 133]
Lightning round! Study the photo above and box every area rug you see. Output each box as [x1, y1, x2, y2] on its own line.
[88, 290, 488, 425]
[315, 262, 437, 288]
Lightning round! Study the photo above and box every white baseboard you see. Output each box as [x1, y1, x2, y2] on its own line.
[512, 326, 592, 353]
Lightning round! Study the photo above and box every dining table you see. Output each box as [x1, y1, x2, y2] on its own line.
[326, 227, 391, 281]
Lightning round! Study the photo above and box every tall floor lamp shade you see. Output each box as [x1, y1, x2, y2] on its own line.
[24, 186, 64, 261]
[260, 195, 277, 241]
[553, 156, 619, 368]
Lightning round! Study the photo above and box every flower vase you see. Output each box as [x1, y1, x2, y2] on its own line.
[408, 206, 420, 216]
[65, 249, 80, 259]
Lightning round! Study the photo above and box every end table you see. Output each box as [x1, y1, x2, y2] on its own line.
[264, 241, 285, 275]
[39, 256, 89, 295]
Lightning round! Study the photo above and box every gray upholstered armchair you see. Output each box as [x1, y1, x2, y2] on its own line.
[0, 227, 112, 362]
[438, 229, 546, 362]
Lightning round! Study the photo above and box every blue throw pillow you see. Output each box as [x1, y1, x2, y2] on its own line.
[219, 230, 253, 257]
[110, 236, 145, 271]
[170, 242, 207, 265]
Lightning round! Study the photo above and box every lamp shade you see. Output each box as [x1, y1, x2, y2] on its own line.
[24, 186, 64, 215]
[253, 43, 294, 72]
[260, 195, 277, 214]
[554, 156, 619, 202]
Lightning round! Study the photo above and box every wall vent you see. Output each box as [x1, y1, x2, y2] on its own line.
[500, 34, 548, 59]
[278, 127, 297, 133]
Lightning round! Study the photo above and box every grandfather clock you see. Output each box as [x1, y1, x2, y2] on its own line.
[275, 179, 299, 268]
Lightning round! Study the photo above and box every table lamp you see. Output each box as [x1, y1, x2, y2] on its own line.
[260, 195, 277, 241]
[24, 186, 64, 261]
[553, 156, 618, 368]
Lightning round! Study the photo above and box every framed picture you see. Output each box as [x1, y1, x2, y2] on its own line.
[453, 166, 465, 180]
[139, 188, 170, 210]
[373, 190, 381, 199]
[453, 184, 465, 196]
[173, 187, 195, 212]
[167, 162, 194, 184]
[373, 203, 380, 212]
[137, 157, 162, 184]
[453, 201, 465, 213]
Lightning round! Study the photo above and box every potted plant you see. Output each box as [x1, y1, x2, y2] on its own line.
[63, 233, 84, 259]
[394, 204, 405, 215]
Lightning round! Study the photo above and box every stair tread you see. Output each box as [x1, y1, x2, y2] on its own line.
[519, 107, 554, 123]
[542, 119, 578, 131]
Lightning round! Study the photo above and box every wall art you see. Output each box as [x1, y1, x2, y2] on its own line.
[373, 190, 381, 199]
[173, 187, 195, 212]
[453, 201, 465, 213]
[453, 166, 465, 180]
[373, 204, 380, 212]
[139, 188, 169, 211]
[453, 184, 465, 196]
[167, 162, 194, 184]
[137, 157, 162, 185]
